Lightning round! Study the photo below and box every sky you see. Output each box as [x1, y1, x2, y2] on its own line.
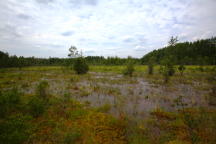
[0, 0, 215, 58]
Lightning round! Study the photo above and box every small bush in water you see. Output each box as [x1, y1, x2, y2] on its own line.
[73, 57, 89, 74]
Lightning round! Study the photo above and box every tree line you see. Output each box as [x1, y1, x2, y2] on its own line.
[0, 51, 140, 68]
[141, 37, 216, 65]
[1, 37, 215, 68]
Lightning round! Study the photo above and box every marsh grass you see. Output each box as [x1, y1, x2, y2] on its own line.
[96, 103, 112, 113]
[0, 65, 215, 143]
[147, 108, 216, 144]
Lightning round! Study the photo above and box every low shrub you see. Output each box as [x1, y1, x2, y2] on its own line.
[64, 128, 82, 144]
[209, 86, 216, 105]
[160, 57, 175, 83]
[96, 103, 111, 113]
[123, 59, 135, 77]
[148, 64, 154, 75]
[178, 64, 186, 76]
[0, 114, 32, 144]
[73, 57, 89, 74]
[28, 96, 46, 118]
[36, 81, 49, 100]
[70, 75, 80, 82]
[0, 88, 21, 117]
[68, 109, 88, 120]
[148, 57, 155, 75]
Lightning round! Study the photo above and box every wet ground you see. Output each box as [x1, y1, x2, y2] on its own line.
[12, 71, 211, 120]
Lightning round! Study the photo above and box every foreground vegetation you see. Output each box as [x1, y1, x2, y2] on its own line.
[0, 65, 216, 144]
[0, 87, 127, 144]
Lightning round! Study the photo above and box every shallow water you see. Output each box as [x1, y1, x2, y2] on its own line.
[14, 71, 211, 119]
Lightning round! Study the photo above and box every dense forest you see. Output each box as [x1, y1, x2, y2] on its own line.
[141, 37, 216, 65]
[0, 37, 216, 68]
[0, 51, 140, 68]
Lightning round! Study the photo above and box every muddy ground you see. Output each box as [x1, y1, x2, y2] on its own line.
[6, 70, 211, 120]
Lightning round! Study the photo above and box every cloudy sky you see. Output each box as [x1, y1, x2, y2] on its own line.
[0, 0, 215, 58]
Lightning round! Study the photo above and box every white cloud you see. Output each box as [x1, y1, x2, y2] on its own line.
[0, 0, 215, 58]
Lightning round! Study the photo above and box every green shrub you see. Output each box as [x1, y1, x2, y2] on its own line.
[168, 65, 175, 76]
[73, 57, 89, 74]
[123, 59, 135, 77]
[148, 64, 154, 75]
[0, 114, 32, 144]
[159, 66, 170, 83]
[70, 75, 80, 82]
[28, 96, 46, 117]
[182, 111, 201, 144]
[209, 86, 216, 105]
[0, 88, 20, 117]
[96, 103, 111, 113]
[64, 128, 82, 144]
[178, 64, 186, 75]
[63, 93, 70, 102]
[198, 65, 204, 72]
[36, 81, 49, 100]
[148, 57, 155, 75]
[161, 57, 175, 83]
[69, 109, 88, 120]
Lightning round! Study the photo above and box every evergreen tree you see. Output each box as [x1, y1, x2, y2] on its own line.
[141, 37, 216, 65]
[68, 46, 89, 74]
[123, 56, 135, 77]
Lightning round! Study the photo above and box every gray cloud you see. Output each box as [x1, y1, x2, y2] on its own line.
[123, 37, 134, 43]
[61, 31, 74, 36]
[0, 24, 22, 39]
[17, 14, 31, 20]
[69, 0, 98, 6]
[36, 0, 54, 4]
[37, 43, 64, 48]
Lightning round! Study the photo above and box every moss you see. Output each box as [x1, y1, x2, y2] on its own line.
[64, 128, 82, 144]
[151, 108, 177, 121]
[166, 140, 190, 144]
[96, 103, 112, 113]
